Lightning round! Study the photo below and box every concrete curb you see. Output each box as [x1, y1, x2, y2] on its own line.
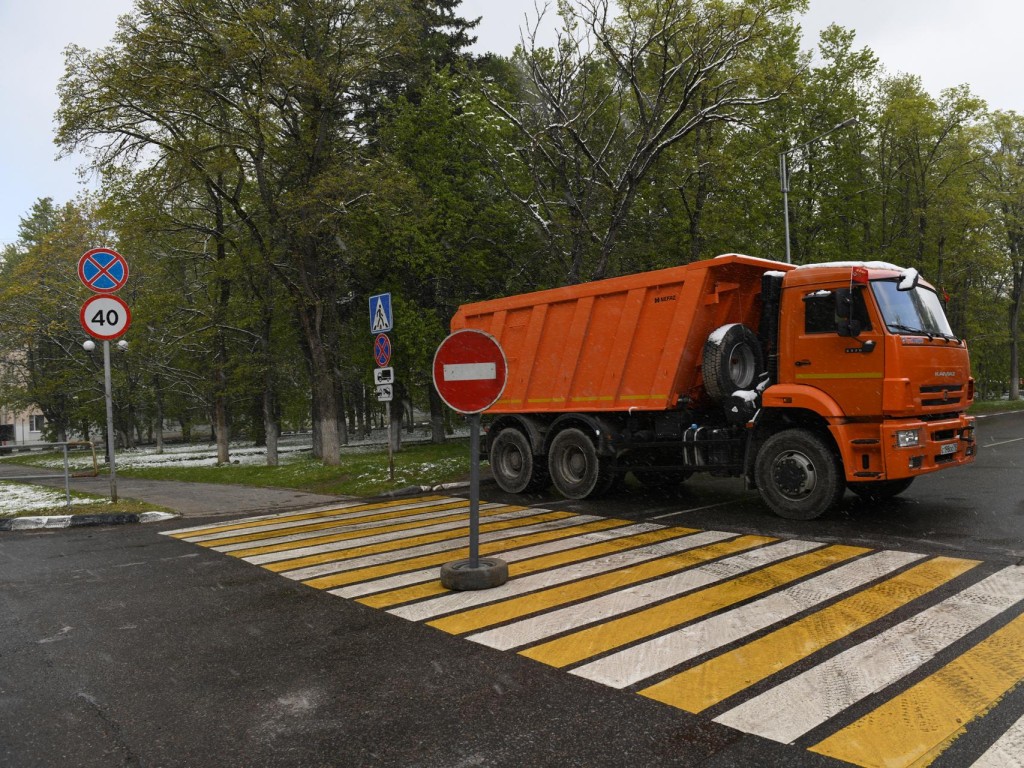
[0, 511, 178, 532]
[381, 478, 496, 498]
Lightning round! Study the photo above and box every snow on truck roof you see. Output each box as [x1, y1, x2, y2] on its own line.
[796, 261, 921, 290]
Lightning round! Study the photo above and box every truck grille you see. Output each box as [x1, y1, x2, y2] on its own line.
[920, 384, 963, 407]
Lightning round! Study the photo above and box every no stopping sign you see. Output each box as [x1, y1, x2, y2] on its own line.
[80, 294, 132, 340]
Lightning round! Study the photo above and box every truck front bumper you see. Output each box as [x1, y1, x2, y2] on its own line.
[880, 413, 976, 480]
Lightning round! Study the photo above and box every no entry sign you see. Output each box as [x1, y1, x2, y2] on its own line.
[80, 294, 132, 340]
[433, 330, 508, 414]
[78, 248, 129, 293]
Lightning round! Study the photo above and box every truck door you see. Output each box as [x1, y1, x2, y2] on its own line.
[783, 285, 885, 417]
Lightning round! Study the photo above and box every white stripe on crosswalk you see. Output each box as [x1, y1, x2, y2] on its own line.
[571, 549, 924, 688]
[715, 566, 1024, 743]
[389, 529, 742, 622]
[465, 539, 823, 652]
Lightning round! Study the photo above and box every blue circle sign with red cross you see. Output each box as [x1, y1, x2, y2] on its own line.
[373, 333, 392, 367]
[78, 248, 129, 293]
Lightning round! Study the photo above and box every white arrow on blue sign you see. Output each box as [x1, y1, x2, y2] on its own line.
[369, 293, 393, 334]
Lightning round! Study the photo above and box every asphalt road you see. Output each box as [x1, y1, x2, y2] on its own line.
[0, 515, 838, 768]
[484, 409, 1024, 566]
[1, 410, 1022, 767]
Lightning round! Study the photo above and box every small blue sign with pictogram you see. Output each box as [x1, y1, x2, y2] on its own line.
[369, 293, 393, 334]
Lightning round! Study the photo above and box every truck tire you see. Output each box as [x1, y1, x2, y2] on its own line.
[755, 429, 844, 520]
[848, 477, 914, 501]
[703, 324, 764, 401]
[548, 428, 613, 500]
[490, 428, 548, 494]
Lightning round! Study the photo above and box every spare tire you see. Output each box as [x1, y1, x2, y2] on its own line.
[703, 323, 764, 402]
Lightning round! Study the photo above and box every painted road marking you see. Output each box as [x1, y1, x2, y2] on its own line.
[164, 497, 1024, 767]
[972, 712, 1024, 767]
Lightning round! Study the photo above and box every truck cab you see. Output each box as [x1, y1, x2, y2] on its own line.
[756, 262, 976, 515]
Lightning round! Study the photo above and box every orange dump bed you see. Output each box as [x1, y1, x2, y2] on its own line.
[451, 255, 789, 414]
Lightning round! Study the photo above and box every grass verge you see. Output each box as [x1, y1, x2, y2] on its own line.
[118, 439, 474, 497]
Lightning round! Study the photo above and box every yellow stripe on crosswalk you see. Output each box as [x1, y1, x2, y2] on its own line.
[301, 518, 630, 591]
[521, 544, 868, 668]
[426, 535, 775, 636]
[167, 496, 447, 538]
[640, 556, 980, 713]
[358, 525, 699, 609]
[810, 609, 1024, 767]
[302, 517, 630, 591]
[227, 502, 515, 556]
[266, 508, 568, 573]
[209, 501, 481, 548]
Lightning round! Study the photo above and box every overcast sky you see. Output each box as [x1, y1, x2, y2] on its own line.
[2, 0, 1022, 247]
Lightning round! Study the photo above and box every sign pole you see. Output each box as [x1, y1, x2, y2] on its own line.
[102, 340, 118, 502]
[386, 401, 395, 481]
[468, 413, 481, 568]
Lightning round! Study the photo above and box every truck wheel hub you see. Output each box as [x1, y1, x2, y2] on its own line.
[565, 449, 586, 478]
[773, 452, 815, 497]
[504, 450, 524, 473]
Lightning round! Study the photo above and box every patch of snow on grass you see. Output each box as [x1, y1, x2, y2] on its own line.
[0, 483, 96, 516]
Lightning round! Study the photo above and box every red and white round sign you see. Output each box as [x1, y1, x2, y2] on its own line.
[80, 294, 132, 340]
[433, 330, 508, 414]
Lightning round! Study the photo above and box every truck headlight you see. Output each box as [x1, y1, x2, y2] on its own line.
[895, 429, 921, 448]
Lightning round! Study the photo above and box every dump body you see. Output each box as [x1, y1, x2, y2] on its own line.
[451, 254, 778, 414]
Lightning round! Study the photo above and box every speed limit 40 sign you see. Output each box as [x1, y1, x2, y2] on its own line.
[80, 294, 132, 340]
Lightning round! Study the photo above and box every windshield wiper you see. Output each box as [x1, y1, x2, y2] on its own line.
[887, 323, 929, 336]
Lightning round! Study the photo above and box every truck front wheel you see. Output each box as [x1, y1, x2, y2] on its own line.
[548, 428, 613, 500]
[490, 428, 548, 494]
[755, 429, 844, 520]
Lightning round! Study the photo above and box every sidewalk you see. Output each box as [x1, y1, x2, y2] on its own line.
[0, 462, 349, 519]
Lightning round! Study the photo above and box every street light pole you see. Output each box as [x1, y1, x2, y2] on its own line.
[780, 116, 859, 263]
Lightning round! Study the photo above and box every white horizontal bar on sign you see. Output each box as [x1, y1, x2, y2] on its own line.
[444, 363, 496, 381]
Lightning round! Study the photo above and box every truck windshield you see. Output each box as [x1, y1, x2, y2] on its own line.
[871, 279, 955, 338]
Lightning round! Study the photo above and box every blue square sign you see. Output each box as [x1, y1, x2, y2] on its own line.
[369, 293, 393, 334]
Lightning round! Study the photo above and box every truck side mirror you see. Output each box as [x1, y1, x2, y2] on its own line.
[835, 288, 861, 337]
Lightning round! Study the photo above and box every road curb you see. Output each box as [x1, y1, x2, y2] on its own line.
[381, 478, 499, 498]
[0, 511, 178, 532]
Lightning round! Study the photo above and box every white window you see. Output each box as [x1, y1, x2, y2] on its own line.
[29, 414, 45, 433]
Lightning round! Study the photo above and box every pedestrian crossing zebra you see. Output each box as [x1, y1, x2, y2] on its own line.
[164, 496, 1024, 767]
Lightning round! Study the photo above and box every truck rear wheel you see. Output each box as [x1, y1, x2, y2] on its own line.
[755, 429, 844, 520]
[703, 324, 763, 401]
[490, 428, 548, 493]
[548, 428, 613, 500]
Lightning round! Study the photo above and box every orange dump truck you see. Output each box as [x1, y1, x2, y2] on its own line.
[451, 254, 976, 519]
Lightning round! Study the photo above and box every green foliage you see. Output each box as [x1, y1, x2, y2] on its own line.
[5, 0, 1024, 442]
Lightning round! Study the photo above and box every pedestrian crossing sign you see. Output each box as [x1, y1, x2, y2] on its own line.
[369, 293, 393, 334]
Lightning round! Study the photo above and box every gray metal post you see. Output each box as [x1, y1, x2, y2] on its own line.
[780, 152, 792, 264]
[62, 443, 71, 507]
[468, 413, 481, 568]
[103, 340, 118, 502]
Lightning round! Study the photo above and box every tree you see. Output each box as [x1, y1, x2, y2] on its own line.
[484, 0, 807, 283]
[983, 111, 1024, 399]
[0, 199, 108, 443]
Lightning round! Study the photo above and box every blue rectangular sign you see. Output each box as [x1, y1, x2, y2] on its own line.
[369, 293, 393, 334]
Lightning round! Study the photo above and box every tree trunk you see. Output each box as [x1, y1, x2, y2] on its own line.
[264, 378, 279, 467]
[214, 391, 230, 464]
[429, 383, 446, 444]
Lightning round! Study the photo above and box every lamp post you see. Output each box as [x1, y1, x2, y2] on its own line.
[780, 117, 859, 264]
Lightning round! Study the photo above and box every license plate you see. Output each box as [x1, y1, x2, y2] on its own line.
[940, 443, 958, 456]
